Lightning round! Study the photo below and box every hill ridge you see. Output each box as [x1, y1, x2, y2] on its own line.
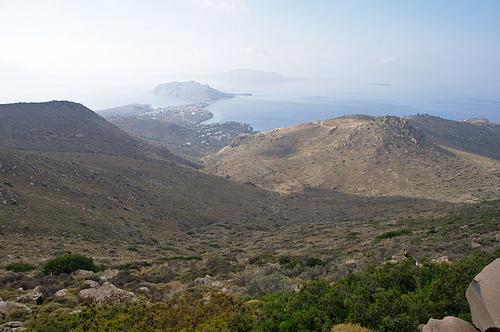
[205, 114, 500, 202]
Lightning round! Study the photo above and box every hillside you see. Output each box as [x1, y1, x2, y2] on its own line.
[110, 117, 253, 162]
[100, 102, 254, 162]
[152, 81, 235, 102]
[0, 101, 191, 165]
[205, 115, 500, 202]
[0, 101, 272, 258]
[408, 114, 500, 160]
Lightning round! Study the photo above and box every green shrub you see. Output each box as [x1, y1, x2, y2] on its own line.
[5, 262, 35, 272]
[116, 262, 140, 271]
[257, 249, 500, 331]
[304, 256, 326, 267]
[28, 292, 257, 332]
[278, 255, 300, 270]
[331, 323, 373, 332]
[27, 250, 500, 332]
[43, 252, 97, 275]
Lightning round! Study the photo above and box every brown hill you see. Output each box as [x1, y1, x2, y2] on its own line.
[204, 115, 500, 202]
[0, 101, 272, 254]
[0, 101, 193, 166]
[408, 114, 500, 160]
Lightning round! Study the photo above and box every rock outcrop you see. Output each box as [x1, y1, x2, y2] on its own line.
[422, 258, 500, 331]
[99, 269, 119, 281]
[419, 316, 478, 332]
[78, 282, 136, 304]
[0, 301, 31, 319]
[54, 289, 70, 298]
[466, 258, 500, 331]
[82, 280, 99, 289]
[16, 286, 43, 305]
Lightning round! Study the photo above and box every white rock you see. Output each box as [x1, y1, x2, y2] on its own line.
[466, 258, 500, 331]
[420, 316, 478, 332]
[73, 270, 95, 278]
[54, 289, 70, 298]
[137, 287, 150, 296]
[82, 280, 99, 288]
[99, 269, 119, 281]
[79, 282, 136, 304]
[0, 301, 31, 318]
[16, 286, 43, 304]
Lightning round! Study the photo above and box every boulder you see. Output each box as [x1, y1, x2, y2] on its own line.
[137, 287, 150, 296]
[99, 269, 119, 281]
[195, 275, 213, 285]
[16, 286, 43, 305]
[466, 258, 500, 331]
[420, 316, 478, 332]
[0, 320, 26, 332]
[82, 280, 99, 288]
[79, 282, 136, 304]
[432, 256, 450, 264]
[72, 270, 95, 278]
[0, 301, 31, 319]
[54, 289, 70, 298]
[1, 321, 24, 328]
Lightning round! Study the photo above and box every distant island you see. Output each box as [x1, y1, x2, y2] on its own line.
[152, 80, 243, 102]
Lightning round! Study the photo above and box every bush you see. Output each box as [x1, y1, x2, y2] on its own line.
[43, 252, 97, 275]
[331, 323, 373, 332]
[116, 263, 140, 271]
[304, 257, 326, 267]
[26, 250, 500, 332]
[5, 262, 35, 272]
[257, 249, 500, 331]
[278, 255, 300, 270]
[28, 292, 257, 332]
[376, 228, 412, 240]
[246, 273, 295, 297]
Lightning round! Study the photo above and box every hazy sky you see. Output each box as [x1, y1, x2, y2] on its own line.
[1, 0, 500, 104]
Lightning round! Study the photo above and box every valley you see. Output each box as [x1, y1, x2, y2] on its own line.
[0, 101, 499, 331]
[100, 102, 254, 163]
[3, 2, 500, 330]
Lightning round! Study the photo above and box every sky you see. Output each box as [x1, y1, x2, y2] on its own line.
[1, 0, 500, 107]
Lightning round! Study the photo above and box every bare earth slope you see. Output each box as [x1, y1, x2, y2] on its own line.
[0, 101, 195, 166]
[0, 101, 272, 254]
[205, 115, 500, 202]
[408, 114, 500, 160]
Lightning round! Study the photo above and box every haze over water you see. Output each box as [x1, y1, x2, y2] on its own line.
[1, 1, 499, 130]
[71, 77, 500, 132]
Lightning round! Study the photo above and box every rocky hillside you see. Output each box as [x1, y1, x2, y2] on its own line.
[409, 114, 500, 160]
[0, 101, 191, 165]
[205, 115, 500, 202]
[0, 101, 272, 257]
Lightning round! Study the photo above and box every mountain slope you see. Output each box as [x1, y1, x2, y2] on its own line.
[109, 117, 253, 162]
[0, 101, 273, 254]
[408, 114, 500, 160]
[205, 115, 500, 202]
[0, 101, 192, 165]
